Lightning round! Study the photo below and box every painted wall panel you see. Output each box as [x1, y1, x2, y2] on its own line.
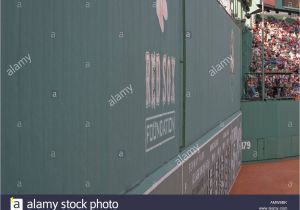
[241, 138, 258, 161]
[1, 0, 183, 194]
[241, 101, 299, 162]
[1, 0, 244, 194]
[291, 136, 300, 157]
[185, 0, 241, 146]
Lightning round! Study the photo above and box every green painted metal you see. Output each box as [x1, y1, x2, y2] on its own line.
[184, 0, 241, 146]
[241, 101, 300, 162]
[276, 0, 283, 9]
[291, 136, 300, 156]
[1, 0, 183, 194]
[257, 138, 265, 161]
[128, 0, 244, 194]
[1, 0, 245, 195]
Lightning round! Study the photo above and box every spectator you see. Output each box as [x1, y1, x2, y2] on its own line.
[246, 15, 300, 100]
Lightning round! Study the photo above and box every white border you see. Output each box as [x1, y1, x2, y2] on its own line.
[145, 111, 176, 152]
[145, 136, 175, 153]
[145, 110, 175, 121]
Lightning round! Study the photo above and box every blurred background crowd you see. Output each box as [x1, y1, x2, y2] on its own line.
[245, 16, 299, 100]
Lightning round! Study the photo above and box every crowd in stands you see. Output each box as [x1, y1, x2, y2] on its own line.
[245, 15, 299, 100]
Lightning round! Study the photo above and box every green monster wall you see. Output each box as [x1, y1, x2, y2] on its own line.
[1, 0, 183, 194]
[1, 0, 242, 194]
[184, 0, 241, 147]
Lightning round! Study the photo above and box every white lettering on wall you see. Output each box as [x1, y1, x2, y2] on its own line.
[145, 51, 176, 109]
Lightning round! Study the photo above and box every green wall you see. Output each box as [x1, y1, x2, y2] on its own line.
[184, 0, 242, 146]
[1, 0, 183, 194]
[241, 101, 299, 161]
[1, 0, 243, 194]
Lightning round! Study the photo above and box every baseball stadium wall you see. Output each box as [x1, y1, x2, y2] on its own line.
[242, 101, 299, 162]
[1, 0, 242, 194]
[241, 24, 299, 162]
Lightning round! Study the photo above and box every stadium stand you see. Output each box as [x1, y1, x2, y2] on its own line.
[245, 15, 299, 100]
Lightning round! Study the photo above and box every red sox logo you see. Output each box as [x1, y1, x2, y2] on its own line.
[156, 0, 168, 33]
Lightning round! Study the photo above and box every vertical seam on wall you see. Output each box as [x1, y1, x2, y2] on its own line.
[181, 0, 186, 150]
[0, 0, 2, 198]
